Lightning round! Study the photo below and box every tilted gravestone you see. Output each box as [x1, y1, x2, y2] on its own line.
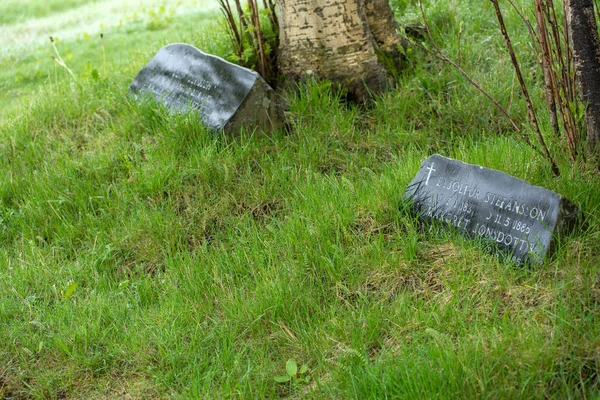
[403, 154, 581, 264]
[130, 43, 284, 132]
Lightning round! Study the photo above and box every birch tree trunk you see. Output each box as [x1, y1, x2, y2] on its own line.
[276, 0, 405, 102]
[565, 0, 600, 154]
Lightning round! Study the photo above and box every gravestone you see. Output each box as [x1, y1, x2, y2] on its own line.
[130, 43, 284, 132]
[403, 154, 581, 264]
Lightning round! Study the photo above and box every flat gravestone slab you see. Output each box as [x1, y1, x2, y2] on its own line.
[403, 154, 581, 264]
[130, 44, 283, 131]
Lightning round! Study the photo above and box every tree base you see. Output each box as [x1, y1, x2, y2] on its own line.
[276, 0, 406, 103]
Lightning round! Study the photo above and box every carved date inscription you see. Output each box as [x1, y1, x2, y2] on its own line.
[403, 154, 580, 264]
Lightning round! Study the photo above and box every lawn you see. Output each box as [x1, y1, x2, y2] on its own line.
[1, 0, 599, 398]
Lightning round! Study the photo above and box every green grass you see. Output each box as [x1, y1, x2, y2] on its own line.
[1, 0, 599, 398]
[0, 0, 220, 117]
[0, 0, 94, 25]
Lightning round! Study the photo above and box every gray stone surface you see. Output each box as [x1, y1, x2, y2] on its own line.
[130, 43, 284, 132]
[403, 154, 581, 264]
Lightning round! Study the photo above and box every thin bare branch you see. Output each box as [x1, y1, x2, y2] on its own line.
[417, 1, 543, 155]
[490, 0, 559, 176]
[218, 0, 243, 57]
[535, 0, 560, 138]
[507, 0, 539, 53]
[248, 0, 268, 78]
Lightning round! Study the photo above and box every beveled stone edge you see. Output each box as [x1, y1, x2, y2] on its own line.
[129, 43, 260, 131]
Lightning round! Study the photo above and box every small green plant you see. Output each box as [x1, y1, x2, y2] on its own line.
[274, 359, 310, 385]
[49, 36, 76, 80]
[62, 281, 79, 301]
[218, 0, 278, 85]
[145, 6, 173, 31]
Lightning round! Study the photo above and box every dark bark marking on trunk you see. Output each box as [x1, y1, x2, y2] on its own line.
[566, 0, 600, 154]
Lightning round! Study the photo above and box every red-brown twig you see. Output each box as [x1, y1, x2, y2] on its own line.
[248, 0, 267, 77]
[490, 0, 560, 176]
[218, 0, 243, 57]
[535, 0, 560, 138]
[416, 1, 541, 154]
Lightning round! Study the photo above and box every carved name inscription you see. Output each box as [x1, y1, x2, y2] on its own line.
[130, 43, 257, 130]
[403, 154, 580, 264]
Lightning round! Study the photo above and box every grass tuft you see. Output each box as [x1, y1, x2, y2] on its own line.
[1, 0, 599, 398]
